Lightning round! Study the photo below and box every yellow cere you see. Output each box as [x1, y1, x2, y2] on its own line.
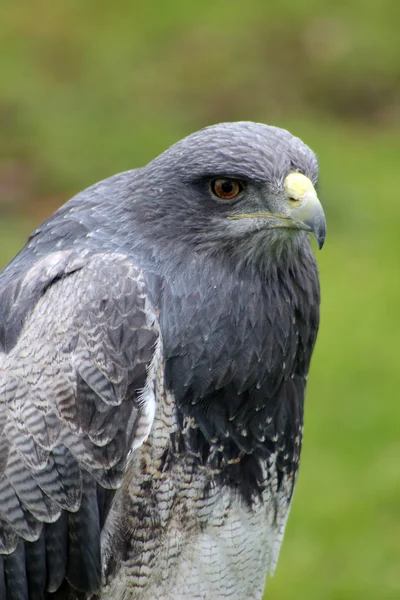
[284, 172, 317, 203]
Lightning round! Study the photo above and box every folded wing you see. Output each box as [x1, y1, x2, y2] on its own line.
[0, 251, 160, 599]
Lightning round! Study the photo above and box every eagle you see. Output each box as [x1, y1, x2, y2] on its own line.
[0, 122, 326, 600]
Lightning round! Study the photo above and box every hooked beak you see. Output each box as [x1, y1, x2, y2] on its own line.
[228, 172, 327, 250]
[284, 172, 326, 249]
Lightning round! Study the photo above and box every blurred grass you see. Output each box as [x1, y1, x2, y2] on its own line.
[0, 1, 399, 599]
[267, 123, 400, 599]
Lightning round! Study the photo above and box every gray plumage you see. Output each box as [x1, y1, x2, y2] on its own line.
[0, 122, 326, 599]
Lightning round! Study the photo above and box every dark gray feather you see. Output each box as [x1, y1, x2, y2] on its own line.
[0, 252, 159, 597]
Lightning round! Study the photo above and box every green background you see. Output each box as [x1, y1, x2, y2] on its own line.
[0, 2, 399, 598]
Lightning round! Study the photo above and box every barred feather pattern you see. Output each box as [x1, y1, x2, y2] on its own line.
[0, 252, 159, 598]
[100, 349, 295, 600]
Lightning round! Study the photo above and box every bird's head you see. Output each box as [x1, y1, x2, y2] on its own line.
[135, 122, 326, 262]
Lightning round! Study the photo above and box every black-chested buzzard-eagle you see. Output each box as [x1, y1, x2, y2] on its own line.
[0, 122, 326, 600]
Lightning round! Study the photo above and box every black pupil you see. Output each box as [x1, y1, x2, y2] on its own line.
[221, 180, 234, 194]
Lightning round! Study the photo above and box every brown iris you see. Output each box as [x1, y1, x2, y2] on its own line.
[211, 178, 242, 200]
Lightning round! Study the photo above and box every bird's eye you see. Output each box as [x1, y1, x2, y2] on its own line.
[211, 178, 243, 200]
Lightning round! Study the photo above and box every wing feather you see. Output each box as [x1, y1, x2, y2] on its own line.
[0, 251, 160, 597]
[3, 541, 29, 600]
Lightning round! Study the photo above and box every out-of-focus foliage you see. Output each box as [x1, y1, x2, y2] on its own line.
[0, 1, 399, 599]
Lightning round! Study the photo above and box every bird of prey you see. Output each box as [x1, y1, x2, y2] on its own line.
[0, 122, 326, 600]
